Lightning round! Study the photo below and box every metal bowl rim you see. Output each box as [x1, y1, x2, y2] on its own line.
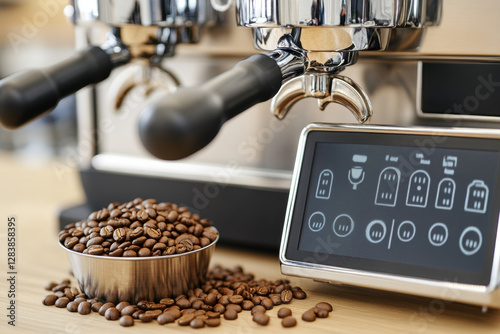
[59, 226, 219, 261]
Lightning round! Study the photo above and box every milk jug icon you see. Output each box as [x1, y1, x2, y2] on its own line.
[464, 180, 489, 214]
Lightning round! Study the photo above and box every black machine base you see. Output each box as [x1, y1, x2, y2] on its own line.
[59, 168, 289, 250]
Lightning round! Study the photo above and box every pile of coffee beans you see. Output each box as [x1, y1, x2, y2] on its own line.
[42, 266, 333, 328]
[59, 198, 217, 257]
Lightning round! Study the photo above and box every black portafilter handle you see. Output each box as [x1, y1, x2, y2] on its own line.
[0, 46, 113, 129]
[138, 54, 283, 160]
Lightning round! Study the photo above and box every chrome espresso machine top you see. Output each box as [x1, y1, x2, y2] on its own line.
[1, 0, 500, 309]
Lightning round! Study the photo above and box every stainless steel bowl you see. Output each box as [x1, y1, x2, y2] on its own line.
[60, 228, 218, 304]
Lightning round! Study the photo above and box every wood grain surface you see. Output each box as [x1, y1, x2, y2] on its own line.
[0, 154, 499, 333]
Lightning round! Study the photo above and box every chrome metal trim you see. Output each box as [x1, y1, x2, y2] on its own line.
[416, 61, 500, 123]
[91, 153, 292, 190]
[236, 0, 440, 28]
[280, 123, 500, 308]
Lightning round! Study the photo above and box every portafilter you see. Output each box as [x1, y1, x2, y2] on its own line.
[0, 0, 219, 129]
[138, 0, 442, 160]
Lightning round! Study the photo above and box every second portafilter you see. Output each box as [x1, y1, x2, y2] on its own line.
[0, 0, 219, 129]
[139, 0, 442, 160]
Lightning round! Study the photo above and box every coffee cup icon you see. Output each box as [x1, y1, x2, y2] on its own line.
[349, 166, 365, 190]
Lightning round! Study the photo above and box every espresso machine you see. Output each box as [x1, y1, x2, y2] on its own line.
[1, 0, 500, 308]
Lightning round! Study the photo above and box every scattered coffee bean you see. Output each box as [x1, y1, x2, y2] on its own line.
[44, 282, 58, 291]
[313, 307, 329, 318]
[105, 307, 121, 320]
[42, 265, 320, 330]
[42, 294, 58, 306]
[281, 316, 297, 327]
[178, 313, 196, 326]
[277, 307, 292, 318]
[92, 302, 103, 312]
[190, 317, 205, 328]
[119, 315, 134, 327]
[139, 313, 155, 322]
[157, 312, 176, 325]
[280, 290, 293, 303]
[66, 301, 79, 312]
[116, 301, 130, 312]
[78, 302, 91, 315]
[252, 312, 270, 326]
[251, 305, 266, 315]
[205, 318, 221, 327]
[293, 289, 307, 299]
[99, 302, 115, 316]
[315, 302, 333, 312]
[223, 308, 238, 320]
[55, 297, 70, 308]
[260, 297, 274, 310]
[301, 309, 316, 322]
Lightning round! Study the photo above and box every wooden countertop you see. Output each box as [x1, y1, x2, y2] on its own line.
[0, 154, 499, 333]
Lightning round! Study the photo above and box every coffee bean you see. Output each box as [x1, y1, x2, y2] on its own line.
[113, 228, 126, 242]
[119, 315, 134, 327]
[159, 298, 175, 307]
[78, 302, 91, 315]
[115, 301, 130, 312]
[120, 305, 138, 316]
[204, 293, 217, 306]
[99, 302, 115, 316]
[86, 236, 104, 247]
[105, 307, 120, 320]
[270, 294, 282, 306]
[132, 236, 147, 246]
[55, 297, 70, 308]
[167, 211, 178, 223]
[281, 316, 297, 327]
[157, 312, 176, 325]
[66, 301, 79, 312]
[260, 297, 274, 310]
[241, 300, 254, 310]
[181, 308, 196, 315]
[280, 290, 293, 303]
[42, 294, 58, 306]
[138, 247, 151, 257]
[143, 238, 156, 249]
[190, 317, 205, 328]
[87, 244, 104, 255]
[293, 289, 307, 299]
[64, 237, 79, 249]
[91, 302, 103, 312]
[251, 305, 266, 315]
[223, 308, 238, 320]
[96, 209, 110, 221]
[72, 243, 85, 253]
[129, 227, 144, 239]
[191, 299, 203, 309]
[146, 227, 161, 239]
[176, 298, 191, 309]
[123, 249, 137, 257]
[315, 301, 333, 312]
[100, 226, 114, 238]
[132, 310, 144, 319]
[213, 304, 225, 314]
[145, 309, 162, 318]
[228, 295, 244, 304]
[313, 307, 329, 318]
[44, 282, 58, 291]
[178, 313, 195, 326]
[205, 318, 221, 327]
[277, 307, 292, 318]
[252, 312, 270, 326]
[206, 311, 220, 318]
[301, 309, 316, 322]
[74, 297, 87, 304]
[226, 304, 242, 313]
[109, 248, 124, 257]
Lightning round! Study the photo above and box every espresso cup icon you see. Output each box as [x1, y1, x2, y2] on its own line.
[349, 166, 365, 190]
